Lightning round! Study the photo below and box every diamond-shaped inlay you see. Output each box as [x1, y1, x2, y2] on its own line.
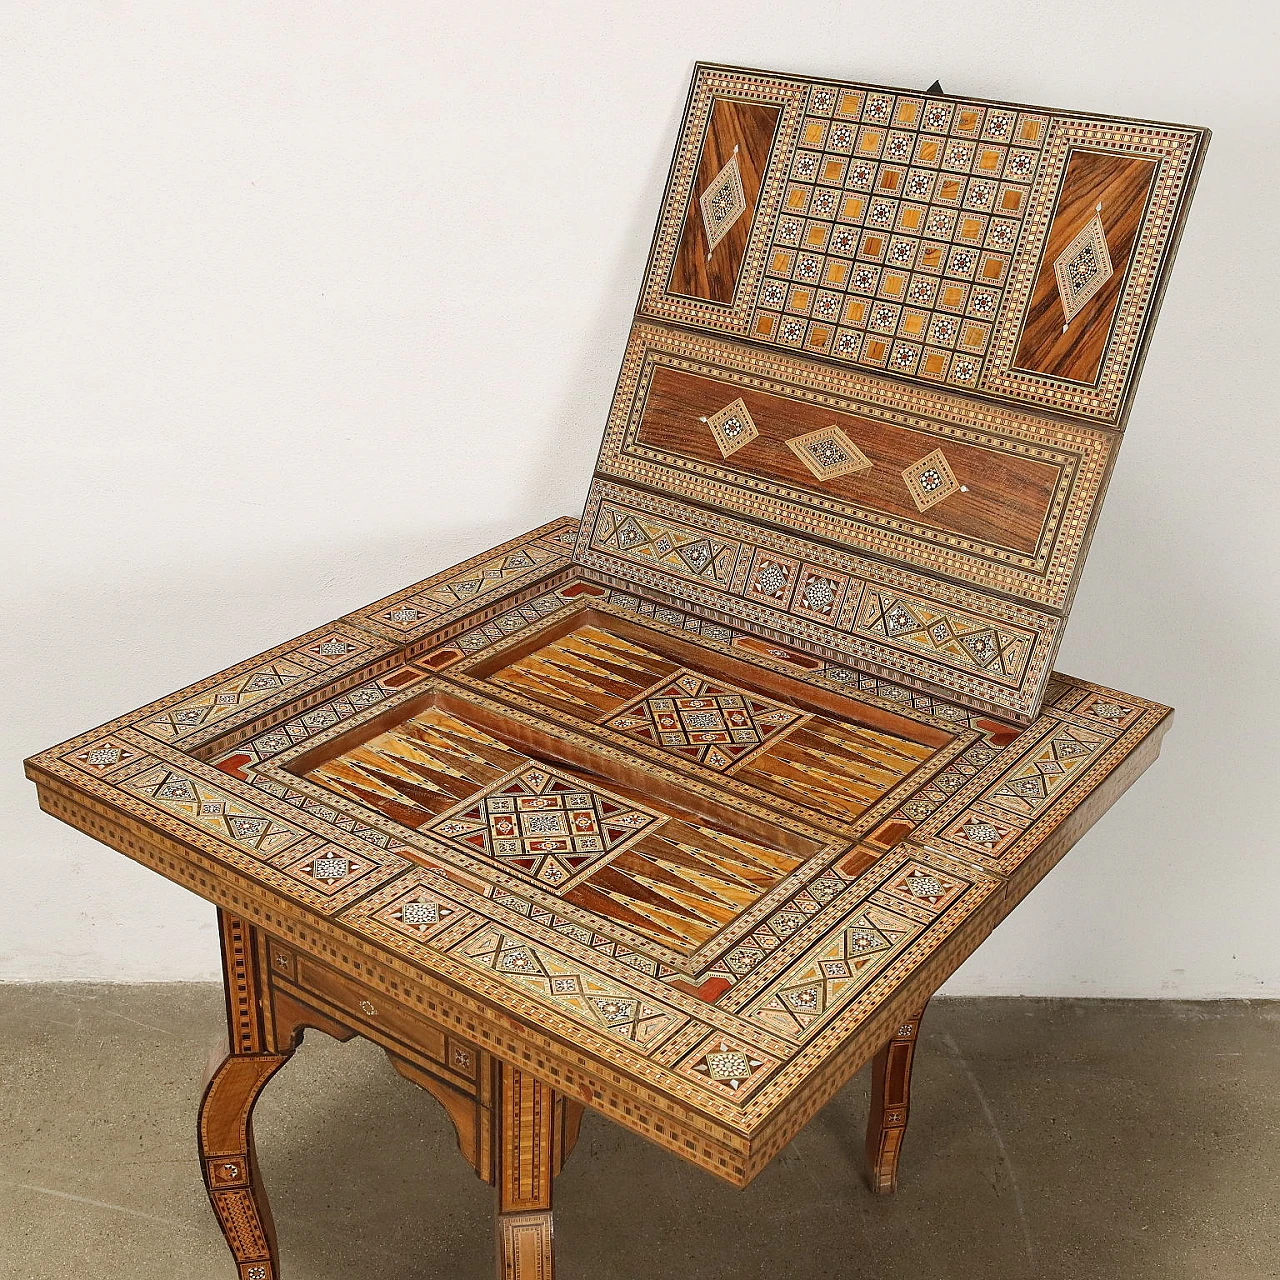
[424, 763, 662, 890]
[306, 634, 360, 662]
[892, 865, 961, 908]
[310, 856, 350, 882]
[387, 895, 455, 935]
[1054, 207, 1113, 328]
[751, 558, 792, 601]
[687, 1036, 770, 1094]
[962, 820, 1002, 845]
[702, 397, 759, 459]
[71, 740, 140, 773]
[797, 571, 842, 619]
[382, 605, 426, 627]
[699, 146, 747, 254]
[902, 448, 960, 512]
[786, 424, 873, 482]
[400, 900, 440, 926]
[1092, 699, 1130, 721]
[603, 668, 809, 771]
[859, 591, 1031, 680]
[706, 1050, 753, 1080]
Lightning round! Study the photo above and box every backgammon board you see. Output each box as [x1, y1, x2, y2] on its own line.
[26, 63, 1207, 1280]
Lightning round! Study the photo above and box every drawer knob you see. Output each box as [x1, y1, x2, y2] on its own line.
[359, 999, 378, 1017]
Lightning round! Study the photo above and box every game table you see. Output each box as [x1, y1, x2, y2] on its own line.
[26, 64, 1206, 1279]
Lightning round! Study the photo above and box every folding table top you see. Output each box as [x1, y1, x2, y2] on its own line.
[575, 65, 1207, 722]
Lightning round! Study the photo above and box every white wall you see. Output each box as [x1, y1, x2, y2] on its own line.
[2, 1, 1276, 995]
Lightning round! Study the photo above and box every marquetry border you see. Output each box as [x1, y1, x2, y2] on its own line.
[637, 63, 1207, 428]
[251, 675, 854, 978]
[985, 117, 1203, 421]
[342, 518, 578, 644]
[638, 67, 808, 332]
[576, 480, 1059, 721]
[583, 321, 1115, 610]
[446, 594, 976, 837]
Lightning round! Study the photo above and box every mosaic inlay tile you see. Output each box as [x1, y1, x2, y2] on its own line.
[786, 424, 873, 482]
[703, 398, 760, 459]
[424, 763, 663, 889]
[1054, 208, 1113, 327]
[602, 668, 809, 770]
[902, 448, 960, 512]
[700, 147, 747, 253]
[683, 1035, 776, 1096]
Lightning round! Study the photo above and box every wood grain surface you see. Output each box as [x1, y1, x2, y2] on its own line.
[1014, 151, 1158, 381]
[865, 1001, 929, 1194]
[670, 97, 780, 303]
[634, 365, 1062, 555]
[22, 52, 1206, 1280]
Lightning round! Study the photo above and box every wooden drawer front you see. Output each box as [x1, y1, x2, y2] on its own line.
[265, 938, 479, 1090]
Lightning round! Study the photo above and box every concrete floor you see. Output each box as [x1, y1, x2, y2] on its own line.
[1, 989, 1276, 1280]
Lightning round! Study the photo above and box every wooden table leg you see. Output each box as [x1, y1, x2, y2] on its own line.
[494, 1061, 561, 1280]
[198, 910, 295, 1280]
[865, 1002, 928, 1195]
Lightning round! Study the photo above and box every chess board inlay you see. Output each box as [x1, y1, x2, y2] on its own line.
[750, 84, 1048, 388]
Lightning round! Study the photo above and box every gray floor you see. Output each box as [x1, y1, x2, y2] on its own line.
[1, 988, 1276, 1280]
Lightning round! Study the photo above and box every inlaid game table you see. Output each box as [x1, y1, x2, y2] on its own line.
[26, 64, 1206, 1279]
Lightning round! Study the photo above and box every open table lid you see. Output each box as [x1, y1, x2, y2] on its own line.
[575, 64, 1208, 723]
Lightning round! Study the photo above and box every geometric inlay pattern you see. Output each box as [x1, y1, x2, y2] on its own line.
[1054, 209, 1113, 327]
[123, 765, 302, 857]
[370, 545, 563, 635]
[685, 1036, 774, 1095]
[579, 484, 1060, 718]
[986, 726, 1106, 816]
[890, 863, 964, 908]
[458, 926, 682, 1048]
[603, 668, 810, 771]
[786, 424, 873, 481]
[901, 448, 960, 512]
[857, 591, 1032, 680]
[700, 147, 748, 254]
[749, 907, 914, 1038]
[140, 660, 316, 742]
[22, 489, 1181, 1205]
[704, 397, 760, 459]
[68, 740, 142, 773]
[750, 84, 1048, 388]
[592, 503, 737, 587]
[424, 763, 663, 890]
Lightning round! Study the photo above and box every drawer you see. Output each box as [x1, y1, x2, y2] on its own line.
[266, 937, 480, 1089]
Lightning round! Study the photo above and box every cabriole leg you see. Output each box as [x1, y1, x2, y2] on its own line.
[865, 1002, 929, 1195]
[494, 1061, 560, 1280]
[198, 910, 294, 1279]
[198, 1052, 292, 1279]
